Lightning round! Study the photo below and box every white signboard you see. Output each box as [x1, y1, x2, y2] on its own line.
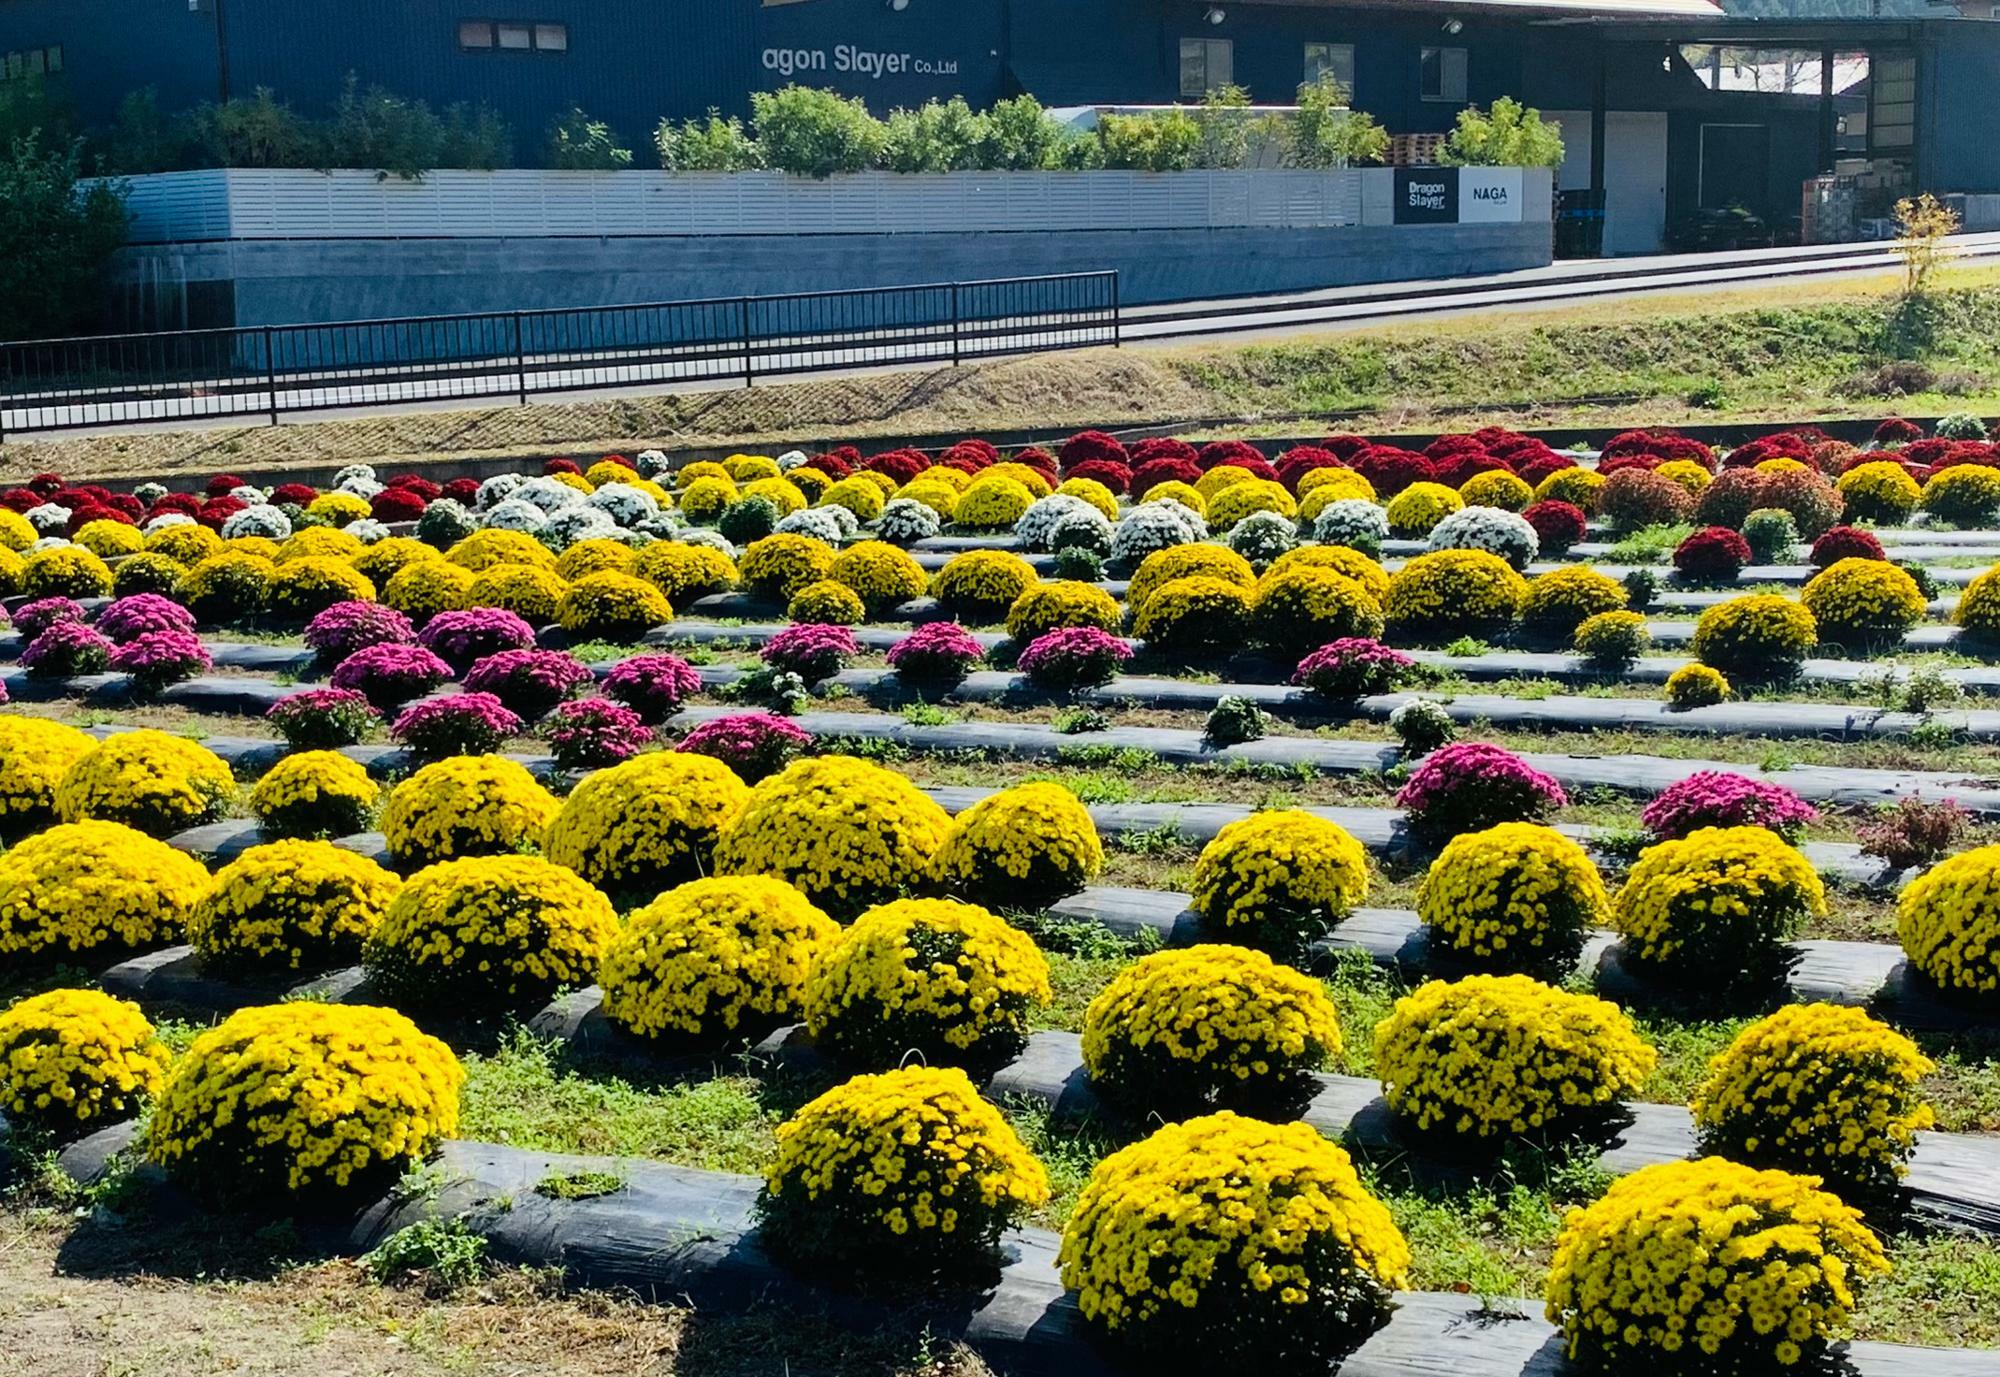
[1459, 167, 1526, 224]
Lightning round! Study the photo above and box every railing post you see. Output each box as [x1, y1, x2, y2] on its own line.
[950, 282, 961, 366]
[513, 312, 528, 406]
[262, 325, 279, 425]
[1110, 273, 1122, 349]
[740, 298, 754, 388]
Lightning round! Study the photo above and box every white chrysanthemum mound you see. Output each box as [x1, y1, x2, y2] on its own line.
[345, 519, 393, 543]
[512, 476, 587, 515]
[228, 484, 266, 506]
[1425, 505, 1540, 571]
[1016, 494, 1107, 552]
[26, 504, 70, 535]
[876, 498, 942, 546]
[332, 463, 378, 490]
[144, 513, 196, 534]
[777, 449, 808, 471]
[637, 449, 670, 478]
[675, 528, 737, 557]
[1110, 502, 1204, 570]
[481, 498, 550, 533]
[1313, 499, 1390, 554]
[1226, 510, 1298, 568]
[775, 507, 851, 543]
[587, 482, 660, 527]
[538, 504, 619, 551]
[476, 473, 525, 510]
[221, 505, 292, 541]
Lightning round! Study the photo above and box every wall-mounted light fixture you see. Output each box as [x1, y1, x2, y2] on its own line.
[1205, 6, 1227, 24]
[1441, 17, 1464, 33]
[887, 0, 910, 10]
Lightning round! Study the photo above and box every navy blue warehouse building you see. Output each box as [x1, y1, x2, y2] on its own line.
[4, 0, 1998, 252]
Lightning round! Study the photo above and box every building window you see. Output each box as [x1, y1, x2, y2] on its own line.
[460, 19, 568, 52]
[1179, 38, 1233, 99]
[1304, 42, 1354, 93]
[1871, 52, 1915, 151]
[1420, 46, 1468, 102]
[0, 46, 60, 81]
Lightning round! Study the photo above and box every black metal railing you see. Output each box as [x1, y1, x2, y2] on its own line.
[0, 271, 1120, 438]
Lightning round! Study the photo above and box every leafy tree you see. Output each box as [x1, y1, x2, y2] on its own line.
[1287, 75, 1388, 168]
[1442, 97, 1565, 169]
[975, 94, 1064, 170]
[209, 88, 318, 169]
[750, 85, 886, 178]
[0, 132, 128, 339]
[882, 96, 990, 173]
[1096, 110, 1201, 171]
[545, 108, 632, 170]
[655, 110, 762, 171]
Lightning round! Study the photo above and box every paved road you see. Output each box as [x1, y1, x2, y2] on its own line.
[10, 233, 1997, 440]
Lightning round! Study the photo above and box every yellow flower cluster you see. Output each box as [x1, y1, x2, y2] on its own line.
[55, 729, 235, 838]
[1692, 1003, 1935, 1190]
[1655, 459, 1713, 494]
[1835, 460, 1921, 523]
[0, 506, 32, 551]
[381, 754, 561, 868]
[305, 491, 371, 526]
[1125, 544, 1254, 615]
[266, 556, 377, 621]
[1384, 481, 1463, 537]
[1297, 465, 1375, 512]
[682, 475, 743, 521]
[1612, 825, 1826, 982]
[601, 875, 839, 1040]
[1132, 575, 1252, 654]
[738, 533, 836, 603]
[1921, 464, 2000, 525]
[381, 560, 474, 622]
[953, 475, 1036, 529]
[1194, 465, 1253, 500]
[1190, 810, 1369, 954]
[0, 819, 210, 957]
[1207, 478, 1297, 530]
[364, 853, 618, 1009]
[1799, 557, 1927, 650]
[742, 475, 807, 516]
[1897, 842, 2000, 994]
[146, 522, 223, 564]
[1058, 1112, 1408, 1366]
[716, 755, 950, 917]
[1536, 467, 1606, 510]
[1460, 469, 1534, 511]
[176, 551, 275, 622]
[1372, 974, 1656, 1138]
[1545, 1157, 1889, 1370]
[1521, 566, 1629, 639]
[1417, 822, 1608, 976]
[1267, 545, 1391, 602]
[555, 537, 636, 581]
[760, 1065, 1049, 1272]
[75, 518, 145, 558]
[923, 550, 1039, 622]
[277, 526, 364, 562]
[1956, 563, 2000, 639]
[677, 460, 730, 488]
[146, 1001, 463, 1195]
[634, 541, 738, 603]
[352, 536, 443, 586]
[1004, 579, 1124, 642]
[0, 715, 97, 826]
[1383, 548, 1528, 643]
[23, 544, 113, 598]
[931, 768, 1107, 895]
[542, 751, 750, 900]
[248, 749, 379, 838]
[468, 561, 568, 622]
[787, 579, 864, 624]
[189, 839, 400, 974]
[1081, 944, 1341, 1113]
[828, 540, 927, 612]
[0, 988, 170, 1130]
[817, 474, 884, 522]
[804, 897, 1051, 1071]
[557, 569, 675, 640]
[1249, 564, 1385, 653]
[1691, 595, 1818, 682]
[113, 551, 186, 598]
[446, 528, 556, 572]
[1666, 662, 1731, 709]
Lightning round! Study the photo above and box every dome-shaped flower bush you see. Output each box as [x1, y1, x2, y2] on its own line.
[0, 819, 211, 957]
[1125, 544, 1254, 615]
[248, 749, 380, 838]
[1058, 1112, 1407, 1368]
[759, 1065, 1050, 1274]
[1666, 662, 1731, 709]
[461, 647, 593, 719]
[555, 537, 636, 582]
[414, 606, 537, 674]
[1544, 1158, 1888, 1372]
[147, 1002, 462, 1196]
[677, 712, 812, 783]
[1383, 481, 1463, 538]
[1612, 826, 1826, 985]
[1425, 505, 1540, 571]
[1004, 579, 1122, 642]
[11, 594, 84, 637]
[1374, 973, 1655, 1140]
[0, 988, 169, 1133]
[804, 897, 1050, 1072]
[1130, 574, 1251, 654]
[1641, 771, 1818, 842]
[0, 715, 97, 828]
[1293, 637, 1418, 698]
[820, 539, 923, 613]
[388, 693, 523, 759]
[541, 751, 750, 902]
[55, 729, 233, 837]
[632, 540, 737, 605]
[1810, 525, 1886, 569]
[602, 651, 703, 723]
[303, 600, 414, 664]
[188, 839, 399, 974]
[555, 569, 674, 641]
[1837, 460, 1922, 524]
[20, 619, 111, 677]
[543, 697, 652, 770]
[380, 754, 560, 869]
[1521, 566, 1628, 641]
[464, 561, 568, 624]
[351, 534, 444, 587]
[716, 755, 950, 918]
[381, 559, 474, 624]
[1897, 842, 2000, 995]
[1311, 497, 1391, 554]
[145, 522, 223, 565]
[1919, 463, 2000, 527]
[328, 641, 454, 712]
[364, 853, 618, 1010]
[266, 687, 380, 750]
[1691, 1003, 1934, 1191]
[264, 556, 376, 623]
[1456, 469, 1533, 511]
[1082, 944, 1340, 1116]
[1394, 741, 1566, 841]
[1248, 565, 1385, 654]
[1383, 548, 1528, 644]
[1691, 595, 1818, 683]
[1799, 557, 1926, 651]
[447, 527, 558, 572]
[1190, 810, 1369, 954]
[109, 628, 211, 693]
[928, 549, 1039, 623]
[600, 875, 839, 1042]
[96, 592, 197, 643]
[1672, 526, 1752, 584]
[1418, 822, 1606, 977]
[1110, 501, 1205, 568]
[737, 532, 834, 603]
[173, 550, 273, 624]
[761, 621, 858, 684]
[1015, 625, 1131, 690]
[886, 621, 985, 687]
[934, 780, 1101, 908]
[951, 474, 1035, 529]
[1206, 478, 1297, 531]
[21, 544, 112, 599]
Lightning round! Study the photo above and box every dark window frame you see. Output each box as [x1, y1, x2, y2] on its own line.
[458, 19, 569, 53]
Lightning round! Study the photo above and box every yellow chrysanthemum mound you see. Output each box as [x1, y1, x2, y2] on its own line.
[467, 562, 568, 623]
[1125, 544, 1255, 614]
[1836, 459, 1921, 524]
[952, 475, 1036, 529]
[555, 537, 636, 582]
[147, 522, 223, 564]
[1207, 478, 1297, 531]
[542, 751, 751, 902]
[0, 714, 96, 828]
[445, 527, 557, 573]
[737, 532, 835, 603]
[1691, 594, 1817, 684]
[74, 518, 144, 558]
[933, 780, 1103, 908]
[1612, 826, 1826, 988]
[787, 578, 864, 624]
[1521, 566, 1629, 641]
[380, 754, 561, 869]
[0, 989, 170, 1132]
[176, 551, 274, 623]
[1417, 822, 1609, 977]
[1190, 810, 1369, 955]
[265, 556, 377, 622]
[381, 559, 474, 624]
[1372, 974, 1656, 1140]
[557, 570, 675, 641]
[1537, 467, 1607, 510]
[1004, 579, 1123, 642]
[759, 1065, 1050, 1275]
[1082, 944, 1341, 1116]
[929, 548, 1041, 622]
[55, 729, 235, 838]
[1692, 1004, 1935, 1192]
[1666, 662, 1731, 709]
[817, 474, 883, 522]
[1799, 557, 1927, 651]
[1384, 481, 1463, 537]
[634, 540, 739, 604]
[1265, 545, 1392, 603]
[0, 819, 210, 958]
[1131, 575, 1252, 654]
[1250, 564, 1385, 654]
[1545, 1158, 1889, 1372]
[276, 526, 364, 562]
[188, 839, 401, 975]
[147, 1002, 463, 1197]
[364, 854, 618, 1011]
[1382, 547, 1528, 644]
[303, 492, 371, 528]
[803, 897, 1051, 1073]
[600, 876, 840, 1042]
[717, 755, 951, 918]
[827, 540, 927, 613]
[1058, 1112, 1409, 1368]
[247, 749, 379, 838]
[1460, 468, 1534, 511]
[22, 544, 113, 599]
[352, 535, 444, 586]
[1897, 842, 2000, 996]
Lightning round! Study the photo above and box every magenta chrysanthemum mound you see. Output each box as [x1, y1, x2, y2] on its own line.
[328, 642, 454, 710]
[304, 601, 414, 661]
[97, 593, 197, 643]
[761, 623, 859, 684]
[886, 622, 986, 685]
[677, 712, 812, 782]
[1394, 741, 1568, 840]
[416, 607, 539, 674]
[462, 648, 594, 719]
[1640, 771, 1819, 841]
[602, 652, 703, 723]
[1016, 626, 1131, 690]
[1293, 638, 1416, 699]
